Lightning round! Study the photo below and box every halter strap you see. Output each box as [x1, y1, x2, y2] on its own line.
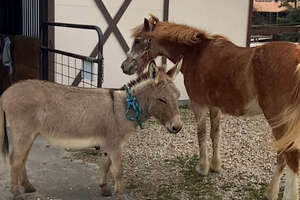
[124, 85, 147, 129]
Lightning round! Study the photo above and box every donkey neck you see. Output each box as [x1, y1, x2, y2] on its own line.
[117, 80, 153, 129]
[129, 80, 153, 115]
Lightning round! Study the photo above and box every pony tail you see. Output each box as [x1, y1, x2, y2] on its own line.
[273, 64, 300, 152]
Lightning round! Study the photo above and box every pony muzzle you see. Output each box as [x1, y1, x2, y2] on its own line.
[121, 58, 137, 75]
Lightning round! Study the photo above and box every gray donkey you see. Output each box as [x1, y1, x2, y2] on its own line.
[0, 60, 183, 200]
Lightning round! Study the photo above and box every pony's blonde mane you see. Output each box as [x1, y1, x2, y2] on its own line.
[131, 16, 226, 46]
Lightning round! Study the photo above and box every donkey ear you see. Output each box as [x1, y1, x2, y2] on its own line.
[167, 58, 183, 79]
[149, 60, 157, 68]
[144, 18, 150, 32]
[148, 60, 159, 80]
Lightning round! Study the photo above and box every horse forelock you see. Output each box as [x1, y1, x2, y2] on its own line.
[131, 24, 144, 38]
[131, 21, 226, 46]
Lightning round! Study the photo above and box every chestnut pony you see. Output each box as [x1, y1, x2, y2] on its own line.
[121, 15, 300, 200]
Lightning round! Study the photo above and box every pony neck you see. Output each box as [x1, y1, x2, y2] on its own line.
[158, 40, 186, 63]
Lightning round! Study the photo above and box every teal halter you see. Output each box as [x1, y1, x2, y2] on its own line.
[124, 85, 147, 129]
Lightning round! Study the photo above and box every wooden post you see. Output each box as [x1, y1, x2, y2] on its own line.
[162, 0, 169, 65]
[246, 0, 254, 47]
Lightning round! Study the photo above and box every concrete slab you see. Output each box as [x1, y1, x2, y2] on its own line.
[0, 137, 110, 200]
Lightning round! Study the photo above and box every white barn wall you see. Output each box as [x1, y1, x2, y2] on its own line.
[168, 0, 250, 100]
[54, 0, 250, 99]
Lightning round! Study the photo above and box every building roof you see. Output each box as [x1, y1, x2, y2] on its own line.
[254, 1, 287, 13]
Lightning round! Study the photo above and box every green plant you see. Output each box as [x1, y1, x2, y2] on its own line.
[157, 155, 221, 200]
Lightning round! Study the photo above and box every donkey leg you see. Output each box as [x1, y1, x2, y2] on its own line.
[282, 150, 299, 200]
[9, 150, 23, 199]
[99, 152, 112, 196]
[107, 148, 124, 195]
[265, 153, 286, 200]
[191, 103, 209, 175]
[20, 166, 36, 193]
[19, 136, 37, 193]
[10, 130, 37, 199]
[209, 107, 222, 173]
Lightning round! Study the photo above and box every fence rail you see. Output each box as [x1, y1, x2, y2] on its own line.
[251, 25, 300, 35]
[40, 22, 104, 88]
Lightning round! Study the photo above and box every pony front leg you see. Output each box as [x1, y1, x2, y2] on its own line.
[282, 150, 299, 200]
[209, 107, 222, 173]
[99, 152, 112, 196]
[265, 153, 286, 200]
[192, 103, 209, 175]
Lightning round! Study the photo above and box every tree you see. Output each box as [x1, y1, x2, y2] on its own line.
[281, 0, 298, 9]
[277, 7, 300, 42]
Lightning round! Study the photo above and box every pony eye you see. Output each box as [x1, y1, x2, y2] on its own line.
[158, 98, 167, 104]
[134, 39, 141, 44]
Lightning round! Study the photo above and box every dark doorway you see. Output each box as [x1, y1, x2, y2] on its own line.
[0, 0, 23, 35]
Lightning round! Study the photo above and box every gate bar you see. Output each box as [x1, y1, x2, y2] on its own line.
[40, 22, 104, 87]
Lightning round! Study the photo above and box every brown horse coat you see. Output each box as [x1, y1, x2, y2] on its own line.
[121, 15, 300, 200]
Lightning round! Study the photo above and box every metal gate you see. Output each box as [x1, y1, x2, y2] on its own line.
[40, 22, 104, 88]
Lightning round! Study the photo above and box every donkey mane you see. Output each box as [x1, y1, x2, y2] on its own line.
[131, 18, 226, 46]
[126, 73, 149, 89]
[124, 66, 167, 89]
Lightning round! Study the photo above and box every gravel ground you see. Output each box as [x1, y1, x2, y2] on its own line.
[71, 108, 282, 200]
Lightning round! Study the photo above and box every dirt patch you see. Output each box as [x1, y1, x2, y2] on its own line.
[71, 108, 283, 200]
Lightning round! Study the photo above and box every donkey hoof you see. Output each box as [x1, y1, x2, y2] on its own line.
[210, 159, 222, 173]
[13, 196, 24, 200]
[195, 162, 209, 176]
[24, 185, 36, 193]
[100, 185, 112, 196]
[114, 194, 134, 200]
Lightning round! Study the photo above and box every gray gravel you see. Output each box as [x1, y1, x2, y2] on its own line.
[73, 108, 279, 199]
[0, 108, 281, 200]
[121, 108, 276, 199]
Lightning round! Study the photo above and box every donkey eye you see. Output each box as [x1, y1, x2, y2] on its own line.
[158, 98, 167, 104]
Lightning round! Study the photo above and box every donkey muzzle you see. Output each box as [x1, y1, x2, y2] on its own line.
[166, 115, 182, 134]
[168, 125, 182, 134]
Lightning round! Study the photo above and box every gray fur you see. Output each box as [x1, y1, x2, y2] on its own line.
[0, 62, 182, 200]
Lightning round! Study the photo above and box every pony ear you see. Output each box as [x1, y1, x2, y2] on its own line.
[148, 60, 159, 80]
[144, 18, 150, 32]
[144, 14, 158, 32]
[167, 58, 183, 79]
[149, 14, 159, 26]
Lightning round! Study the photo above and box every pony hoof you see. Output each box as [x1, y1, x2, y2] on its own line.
[195, 162, 209, 176]
[24, 185, 37, 193]
[264, 185, 279, 200]
[100, 185, 112, 196]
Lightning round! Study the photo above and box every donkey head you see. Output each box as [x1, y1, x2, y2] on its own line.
[121, 15, 161, 76]
[142, 59, 183, 133]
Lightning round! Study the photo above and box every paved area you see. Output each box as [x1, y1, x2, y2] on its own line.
[0, 136, 109, 200]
